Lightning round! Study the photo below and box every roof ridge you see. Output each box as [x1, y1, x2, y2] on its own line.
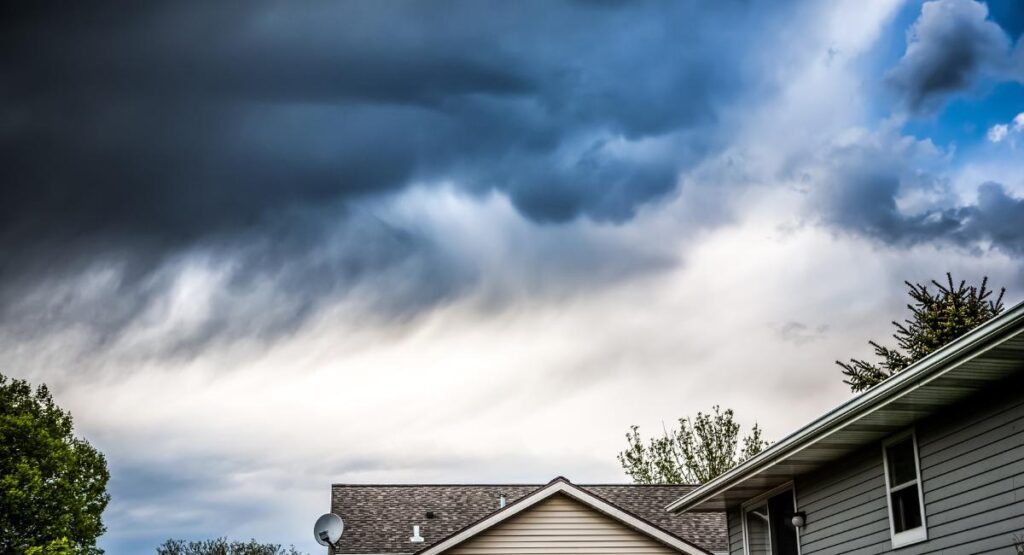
[411, 478, 713, 555]
[330, 483, 544, 487]
[330, 482, 700, 487]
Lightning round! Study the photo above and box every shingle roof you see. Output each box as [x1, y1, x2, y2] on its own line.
[329, 480, 726, 554]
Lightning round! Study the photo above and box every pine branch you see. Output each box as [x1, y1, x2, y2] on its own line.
[836, 274, 1007, 393]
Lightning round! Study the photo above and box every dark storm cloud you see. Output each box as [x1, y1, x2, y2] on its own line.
[1, 1, 753, 241]
[887, 0, 1015, 114]
[0, 0, 783, 347]
[817, 162, 961, 245]
[814, 138, 1024, 255]
[955, 182, 1024, 253]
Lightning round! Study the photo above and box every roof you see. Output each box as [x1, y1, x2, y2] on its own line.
[330, 479, 727, 554]
[667, 299, 1024, 513]
[414, 478, 712, 555]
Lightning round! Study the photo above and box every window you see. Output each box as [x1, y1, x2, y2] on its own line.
[882, 430, 927, 547]
[743, 485, 800, 555]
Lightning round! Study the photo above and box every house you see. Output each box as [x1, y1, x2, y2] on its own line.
[328, 478, 728, 554]
[666, 300, 1024, 554]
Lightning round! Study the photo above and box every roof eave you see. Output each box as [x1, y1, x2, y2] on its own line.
[666, 300, 1024, 513]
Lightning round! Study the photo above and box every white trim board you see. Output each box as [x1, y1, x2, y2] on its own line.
[414, 478, 711, 555]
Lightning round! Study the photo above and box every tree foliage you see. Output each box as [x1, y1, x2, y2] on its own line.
[25, 538, 77, 555]
[156, 538, 307, 555]
[618, 406, 768, 484]
[837, 274, 1005, 393]
[0, 372, 110, 554]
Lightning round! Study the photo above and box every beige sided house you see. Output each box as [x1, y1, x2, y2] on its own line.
[328, 477, 727, 555]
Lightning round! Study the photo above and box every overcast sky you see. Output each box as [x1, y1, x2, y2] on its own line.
[3, 0, 1024, 552]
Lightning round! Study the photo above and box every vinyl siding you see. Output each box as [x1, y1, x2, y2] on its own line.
[442, 493, 681, 554]
[727, 508, 743, 555]
[794, 380, 1024, 555]
[795, 447, 890, 555]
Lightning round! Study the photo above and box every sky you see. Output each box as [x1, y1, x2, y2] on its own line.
[2, 0, 1024, 552]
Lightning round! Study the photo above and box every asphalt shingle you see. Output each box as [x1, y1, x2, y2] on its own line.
[328, 481, 726, 554]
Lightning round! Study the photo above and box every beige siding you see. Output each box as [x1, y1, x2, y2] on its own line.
[442, 493, 681, 554]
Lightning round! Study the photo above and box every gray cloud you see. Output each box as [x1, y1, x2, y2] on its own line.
[0, 0, 788, 352]
[776, 322, 829, 345]
[954, 182, 1024, 253]
[811, 133, 1024, 254]
[887, 0, 1014, 113]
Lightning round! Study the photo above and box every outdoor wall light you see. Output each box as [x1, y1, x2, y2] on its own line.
[791, 511, 806, 528]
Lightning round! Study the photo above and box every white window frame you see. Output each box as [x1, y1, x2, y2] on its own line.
[882, 429, 928, 548]
[740, 482, 801, 555]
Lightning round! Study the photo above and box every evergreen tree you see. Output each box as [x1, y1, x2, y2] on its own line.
[618, 406, 767, 484]
[837, 274, 1005, 393]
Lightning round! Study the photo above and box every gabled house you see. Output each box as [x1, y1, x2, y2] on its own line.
[667, 301, 1024, 554]
[328, 478, 727, 555]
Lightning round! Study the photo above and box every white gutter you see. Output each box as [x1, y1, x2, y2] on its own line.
[666, 299, 1024, 513]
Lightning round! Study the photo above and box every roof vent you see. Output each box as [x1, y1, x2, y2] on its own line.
[425, 511, 436, 519]
[499, 494, 507, 508]
[410, 525, 424, 543]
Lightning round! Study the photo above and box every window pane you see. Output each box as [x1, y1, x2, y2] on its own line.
[886, 438, 917, 486]
[890, 484, 923, 533]
[746, 503, 770, 555]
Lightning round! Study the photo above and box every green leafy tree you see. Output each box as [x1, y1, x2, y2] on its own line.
[0, 372, 110, 554]
[25, 538, 77, 555]
[837, 274, 1005, 393]
[156, 538, 307, 555]
[618, 406, 768, 484]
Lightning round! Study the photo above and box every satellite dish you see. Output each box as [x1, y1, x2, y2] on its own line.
[314, 513, 344, 547]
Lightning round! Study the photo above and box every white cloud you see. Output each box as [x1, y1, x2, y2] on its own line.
[988, 123, 1009, 142]
[987, 112, 1024, 144]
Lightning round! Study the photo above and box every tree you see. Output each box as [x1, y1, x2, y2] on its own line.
[837, 274, 1006, 393]
[0, 372, 110, 555]
[156, 538, 307, 555]
[618, 406, 768, 484]
[25, 538, 77, 555]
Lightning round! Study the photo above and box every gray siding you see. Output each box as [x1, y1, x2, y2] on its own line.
[796, 447, 890, 554]
[794, 381, 1024, 555]
[727, 508, 743, 555]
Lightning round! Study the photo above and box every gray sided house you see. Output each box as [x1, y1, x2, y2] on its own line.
[328, 478, 728, 555]
[667, 301, 1024, 554]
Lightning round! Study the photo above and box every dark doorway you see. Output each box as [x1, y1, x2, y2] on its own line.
[767, 490, 799, 555]
[744, 488, 799, 555]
